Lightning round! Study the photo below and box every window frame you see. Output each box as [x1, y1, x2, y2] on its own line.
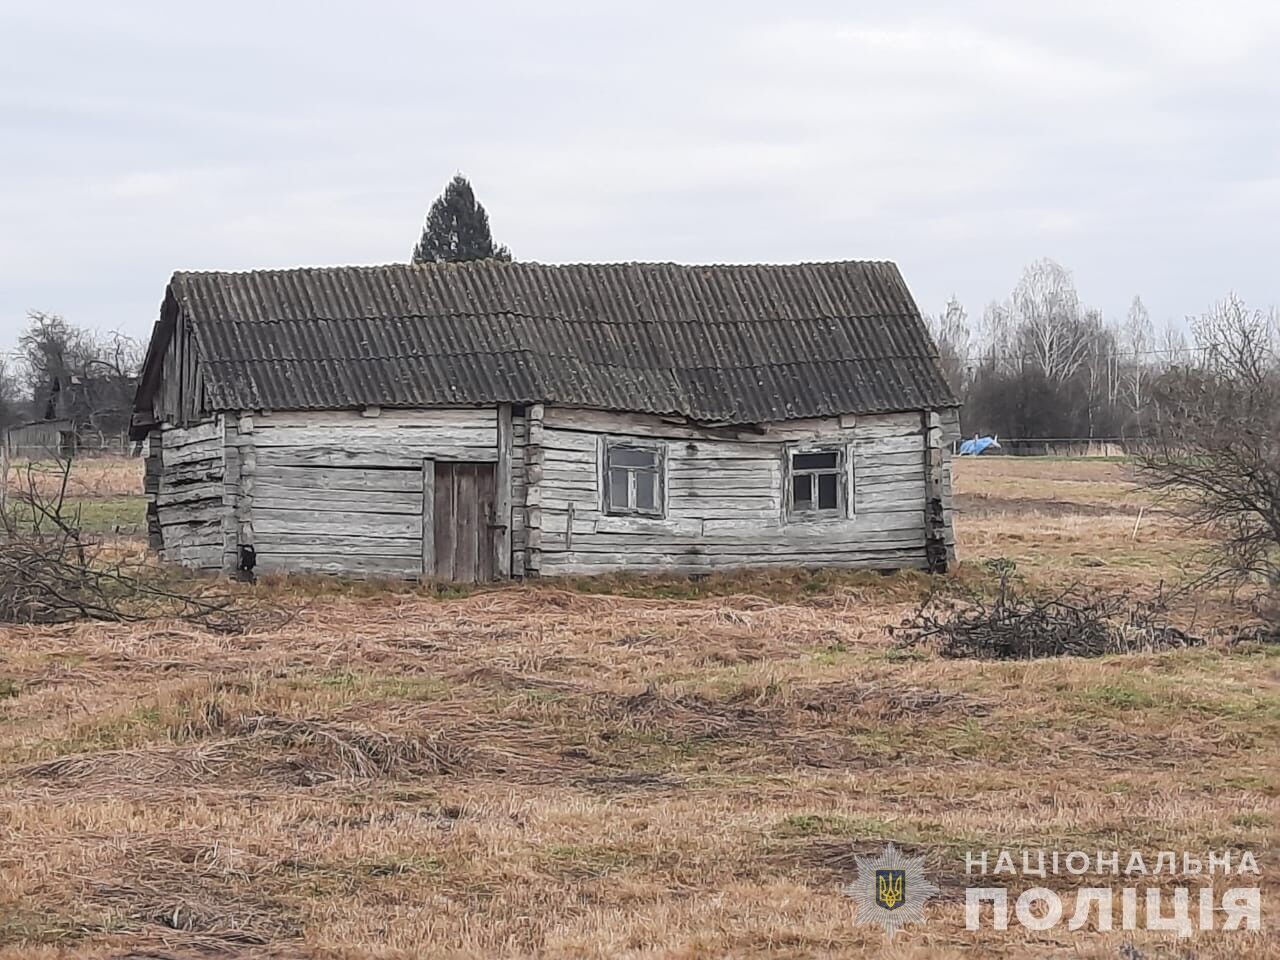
[785, 443, 849, 521]
[602, 438, 666, 518]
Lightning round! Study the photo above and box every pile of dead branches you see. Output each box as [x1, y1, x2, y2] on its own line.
[1, 458, 267, 632]
[890, 560, 1202, 660]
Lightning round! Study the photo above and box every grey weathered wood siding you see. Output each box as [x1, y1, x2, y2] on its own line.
[533, 407, 944, 575]
[230, 408, 498, 578]
[511, 408, 529, 577]
[938, 407, 960, 563]
[151, 417, 225, 570]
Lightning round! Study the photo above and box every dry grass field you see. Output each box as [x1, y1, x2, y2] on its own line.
[0, 457, 1275, 958]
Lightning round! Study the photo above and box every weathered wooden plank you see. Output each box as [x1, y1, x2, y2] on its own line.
[455, 464, 478, 581]
[252, 493, 423, 515]
[155, 482, 224, 507]
[254, 464, 421, 492]
[421, 459, 435, 578]
[496, 405, 512, 579]
[256, 446, 496, 469]
[702, 512, 923, 535]
[257, 409, 496, 429]
[667, 476, 781, 493]
[853, 435, 925, 456]
[593, 515, 702, 537]
[539, 463, 600, 484]
[159, 523, 223, 549]
[544, 408, 864, 443]
[160, 419, 222, 445]
[254, 510, 421, 538]
[257, 532, 421, 556]
[250, 425, 496, 449]
[541, 453, 599, 474]
[852, 451, 927, 468]
[161, 441, 223, 467]
[158, 501, 225, 526]
[546, 530, 928, 554]
[434, 463, 455, 582]
[255, 553, 423, 578]
[540, 548, 927, 570]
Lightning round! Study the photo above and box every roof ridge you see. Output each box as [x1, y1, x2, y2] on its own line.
[170, 258, 902, 278]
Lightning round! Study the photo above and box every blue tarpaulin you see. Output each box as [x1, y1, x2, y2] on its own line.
[959, 436, 1001, 455]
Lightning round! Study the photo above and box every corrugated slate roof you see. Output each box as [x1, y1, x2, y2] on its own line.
[145, 260, 958, 424]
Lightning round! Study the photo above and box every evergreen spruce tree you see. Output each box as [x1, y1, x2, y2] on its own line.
[412, 174, 512, 263]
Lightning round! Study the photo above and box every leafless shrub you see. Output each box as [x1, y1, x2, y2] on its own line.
[0, 456, 269, 631]
[890, 560, 1201, 660]
[1136, 297, 1280, 621]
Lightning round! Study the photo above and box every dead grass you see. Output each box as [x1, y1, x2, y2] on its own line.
[0, 457, 1275, 957]
[3, 456, 142, 501]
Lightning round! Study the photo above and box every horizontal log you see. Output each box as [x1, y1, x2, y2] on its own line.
[544, 530, 928, 553]
[668, 477, 781, 494]
[252, 493, 423, 515]
[545, 408, 871, 443]
[254, 509, 421, 538]
[160, 419, 222, 445]
[593, 515, 703, 537]
[256, 446, 496, 469]
[704, 512, 924, 535]
[255, 553, 424, 578]
[160, 463, 223, 488]
[854, 435, 924, 455]
[250, 424, 496, 449]
[155, 482, 224, 507]
[852, 451, 925, 468]
[158, 502, 224, 526]
[163, 544, 223, 568]
[161, 442, 223, 468]
[255, 534, 422, 557]
[161, 525, 223, 549]
[540, 548, 927, 571]
[253, 464, 421, 492]
[256, 408, 496, 429]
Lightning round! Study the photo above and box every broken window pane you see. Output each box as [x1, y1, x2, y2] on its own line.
[817, 472, 838, 510]
[793, 451, 839, 471]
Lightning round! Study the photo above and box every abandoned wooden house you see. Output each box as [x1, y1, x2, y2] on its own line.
[130, 260, 961, 581]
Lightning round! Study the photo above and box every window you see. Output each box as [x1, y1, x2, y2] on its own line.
[788, 447, 846, 519]
[604, 441, 664, 516]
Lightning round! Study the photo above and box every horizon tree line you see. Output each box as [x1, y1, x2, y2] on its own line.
[925, 258, 1278, 442]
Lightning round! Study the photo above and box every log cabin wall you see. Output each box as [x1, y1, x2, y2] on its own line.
[150, 416, 225, 571]
[533, 407, 949, 575]
[223, 408, 499, 579]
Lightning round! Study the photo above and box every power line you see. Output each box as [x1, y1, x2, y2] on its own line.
[949, 344, 1211, 364]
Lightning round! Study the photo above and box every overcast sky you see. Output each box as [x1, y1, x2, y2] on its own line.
[2, 1, 1278, 350]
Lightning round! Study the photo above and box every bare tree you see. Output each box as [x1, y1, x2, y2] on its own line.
[1192, 293, 1275, 383]
[13, 312, 141, 450]
[0, 357, 22, 429]
[1137, 297, 1280, 613]
[1011, 259, 1093, 384]
[927, 296, 971, 397]
[1121, 295, 1154, 428]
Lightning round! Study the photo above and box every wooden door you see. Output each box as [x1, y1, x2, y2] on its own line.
[430, 462, 498, 582]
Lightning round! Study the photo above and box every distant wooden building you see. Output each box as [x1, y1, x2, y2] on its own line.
[130, 261, 961, 581]
[4, 419, 74, 460]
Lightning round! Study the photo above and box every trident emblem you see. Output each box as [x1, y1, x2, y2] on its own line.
[875, 869, 906, 910]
